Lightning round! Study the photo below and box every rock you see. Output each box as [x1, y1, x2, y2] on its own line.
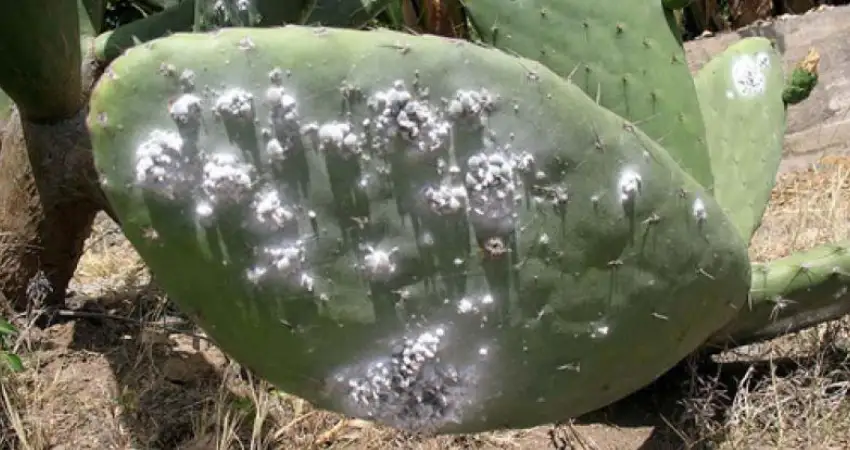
[684, 5, 850, 172]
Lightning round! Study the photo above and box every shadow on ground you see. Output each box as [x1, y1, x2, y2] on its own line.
[568, 346, 850, 450]
[48, 284, 850, 450]
[59, 285, 255, 449]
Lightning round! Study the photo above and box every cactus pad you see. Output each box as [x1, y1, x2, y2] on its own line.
[462, 0, 714, 189]
[709, 241, 850, 348]
[695, 38, 786, 241]
[88, 26, 750, 433]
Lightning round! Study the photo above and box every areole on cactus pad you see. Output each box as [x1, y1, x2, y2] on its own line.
[86, 26, 751, 433]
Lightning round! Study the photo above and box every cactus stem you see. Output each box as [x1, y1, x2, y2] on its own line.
[0, 0, 83, 120]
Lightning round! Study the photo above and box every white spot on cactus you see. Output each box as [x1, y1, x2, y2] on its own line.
[362, 245, 399, 281]
[201, 152, 255, 207]
[368, 80, 450, 154]
[756, 51, 771, 70]
[731, 54, 767, 98]
[265, 86, 298, 118]
[464, 151, 520, 231]
[589, 321, 610, 339]
[169, 93, 203, 125]
[617, 168, 642, 204]
[299, 273, 315, 292]
[268, 67, 284, 84]
[692, 197, 707, 222]
[214, 88, 255, 121]
[268, 242, 305, 273]
[238, 37, 255, 51]
[318, 121, 361, 158]
[250, 188, 295, 233]
[331, 324, 482, 430]
[265, 138, 289, 160]
[514, 151, 536, 175]
[134, 130, 187, 198]
[423, 182, 468, 216]
[248, 240, 312, 287]
[457, 298, 475, 314]
[178, 69, 196, 92]
[455, 293, 496, 315]
[447, 88, 496, 125]
[195, 200, 215, 225]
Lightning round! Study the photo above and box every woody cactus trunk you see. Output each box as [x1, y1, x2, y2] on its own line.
[3, 0, 843, 437]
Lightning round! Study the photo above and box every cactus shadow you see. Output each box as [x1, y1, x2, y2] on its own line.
[62, 285, 247, 449]
[572, 347, 850, 449]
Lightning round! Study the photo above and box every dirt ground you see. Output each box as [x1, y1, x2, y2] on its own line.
[3, 119, 850, 449]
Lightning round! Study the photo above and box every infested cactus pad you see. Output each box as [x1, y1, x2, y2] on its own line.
[462, 0, 714, 189]
[695, 38, 786, 241]
[87, 26, 750, 433]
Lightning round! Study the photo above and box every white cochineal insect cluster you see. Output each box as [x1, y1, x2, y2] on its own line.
[330, 325, 487, 431]
[366, 80, 453, 155]
[464, 151, 521, 234]
[134, 130, 191, 200]
[729, 51, 773, 98]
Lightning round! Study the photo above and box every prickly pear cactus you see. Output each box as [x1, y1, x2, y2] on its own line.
[88, 26, 750, 433]
[709, 240, 850, 348]
[462, 0, 714, 189]
[694, 38, 786, 241]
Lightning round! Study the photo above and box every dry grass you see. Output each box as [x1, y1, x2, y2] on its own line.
[1, 156, 850, 450]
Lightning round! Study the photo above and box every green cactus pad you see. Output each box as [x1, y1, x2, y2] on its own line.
[709, 241, 850, 348]
[461, 0, 714, 189]
[695, 38, 786, 241]
[88, 26, 750, 433]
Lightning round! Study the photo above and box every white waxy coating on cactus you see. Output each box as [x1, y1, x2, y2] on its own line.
[589, 321, 610, 339]
[423, 182, 468, 216]
[456, 293, 495, 315]
[692, 197, 708, 222]
[756, 51, 771, 70]
[362, 245, 399, 280]
[465, 151, 520, 232]
[195, 200, 214, 225]
[730, 53, 768, 98]
[201, 152, 255, 206]
[169, 93, 203, 125]
[447, 88, 496, 124]
[265, 85, 298, 118]
[134, 130, 187, 198]
[178, 69, 196, 92]
[251, 188, 295, 233]
[265, 138, 288, 160]
[514, 151, 536, 175]
[367, 81, 451, 154]
[247, 239, 311, 286]
[318, 121, 362, 158]
[214, 88, 255, 121]
[331, 324, 482, 430]
[617, 168, 642, 204]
